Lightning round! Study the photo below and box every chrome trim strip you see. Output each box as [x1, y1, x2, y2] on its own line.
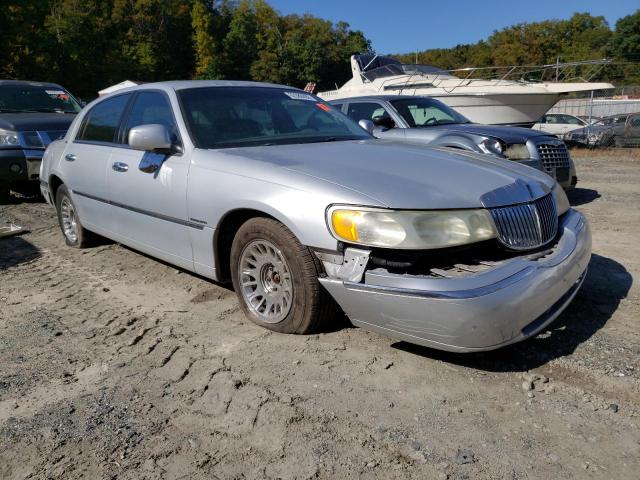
[72, 190, 204, 230]
[342, 266, 537, 299]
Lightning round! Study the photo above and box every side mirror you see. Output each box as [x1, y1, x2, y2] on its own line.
[358, 119, 375, 135]
[129, 124, 172, 152]
[372, 115, 395, 129]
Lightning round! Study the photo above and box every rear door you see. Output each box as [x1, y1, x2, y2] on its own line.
[625, 114, 640, 146]
[105, 90, 193, 269]
[62, 93, 132, 236]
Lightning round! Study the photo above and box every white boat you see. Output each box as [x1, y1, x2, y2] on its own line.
[318, 55, 614, 125]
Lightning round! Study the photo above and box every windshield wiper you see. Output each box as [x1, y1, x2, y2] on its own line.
[27, 108, 75, 114]
[0, 108, 37, 113]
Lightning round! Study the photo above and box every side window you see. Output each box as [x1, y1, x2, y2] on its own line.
[347, 102, 391, 122]
[77, 94, 130, 143]
[332, 103, 345, 112]
[630, 116, 640, 127]
[563, 115, 581, 125]
[123, 91, 178, 144]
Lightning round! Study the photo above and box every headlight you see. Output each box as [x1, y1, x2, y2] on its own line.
[328, 206, 497, 249]
[503, 143, 530, 160]
[552, 182, 570, 215]
[479, 138, 503, 156]
[0, 129, 20, 148]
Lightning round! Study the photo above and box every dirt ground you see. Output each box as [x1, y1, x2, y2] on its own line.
[0, 150, 638, 479]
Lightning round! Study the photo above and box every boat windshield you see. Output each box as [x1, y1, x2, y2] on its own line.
[390, 97, 471, 127]
[362, 64, 452, 82]
[355, 54, 451, 82]
[178, 86, 370, 149]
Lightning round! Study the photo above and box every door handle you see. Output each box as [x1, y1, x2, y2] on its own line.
[65, 154, 76, 162]
[112, 162, 129, 172]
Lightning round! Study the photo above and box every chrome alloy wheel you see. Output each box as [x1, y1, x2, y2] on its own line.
[238, 239, 293, 323]
[60, 196, 78, 243]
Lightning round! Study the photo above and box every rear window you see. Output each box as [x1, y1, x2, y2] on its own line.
[77, 94, 130, 143]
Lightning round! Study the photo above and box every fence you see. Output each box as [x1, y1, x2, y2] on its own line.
[548, 86, 640, 120]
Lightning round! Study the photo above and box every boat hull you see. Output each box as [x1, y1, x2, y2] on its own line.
[431, 92, 561, 126]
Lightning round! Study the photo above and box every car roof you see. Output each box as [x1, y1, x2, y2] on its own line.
[110, 80, 300, 94]
[0, 79, 66, 89]
[602, 112, 634, 119]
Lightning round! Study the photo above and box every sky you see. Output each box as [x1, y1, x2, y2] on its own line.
[268, 0, 640, 54]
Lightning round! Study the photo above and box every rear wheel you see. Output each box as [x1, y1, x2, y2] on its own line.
[55, 184, 94, 248]
[230, 217, 335, 334]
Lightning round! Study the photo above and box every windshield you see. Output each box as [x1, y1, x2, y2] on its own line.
[0, 84, 81, 113]
[598, 116, 627, 126]
[390, 97, 470, 127]
[178, 86, 370, 149]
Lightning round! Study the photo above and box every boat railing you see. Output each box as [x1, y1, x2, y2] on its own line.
[358, 57, 612, 94]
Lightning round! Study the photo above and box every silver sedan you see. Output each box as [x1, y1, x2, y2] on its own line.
[40, 81, 591, 352]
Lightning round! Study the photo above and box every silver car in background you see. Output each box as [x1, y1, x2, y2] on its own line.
[331, 95, 577, 189]
[40, 81, 591, 352]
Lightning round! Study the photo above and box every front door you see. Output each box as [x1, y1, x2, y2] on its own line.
[106, 90, 193, 269]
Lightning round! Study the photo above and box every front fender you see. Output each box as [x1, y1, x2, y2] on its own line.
[428, 134, 483, 152]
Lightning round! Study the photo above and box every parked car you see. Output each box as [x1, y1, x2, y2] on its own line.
[576, 115, 603, 125]
[565, 112, 640, 148]
[0, 80, 81, 201]
[41, 81, 591, 352]
[330, 95, 577, 189]
[532, 113, 589, 138]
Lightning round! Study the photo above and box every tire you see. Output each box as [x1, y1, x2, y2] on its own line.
[55, 184, 94, 248]
[230, 217, 336, 334]
[0, 181, 10, 204]
[613, 136, 624, 148]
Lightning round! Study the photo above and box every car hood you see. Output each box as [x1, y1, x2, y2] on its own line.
[568, 124, 614, 135]
[0, 113, 75, 131]
[426, 123, 550, 143]
[219, 140, 554, 210]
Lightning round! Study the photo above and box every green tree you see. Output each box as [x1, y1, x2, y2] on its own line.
[192, 0, 222, 79]
[612, 10, 640, 61]
[221, 0, 258, 79]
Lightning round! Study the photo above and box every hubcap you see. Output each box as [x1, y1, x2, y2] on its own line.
[238, 240, 293, 323]
[60, 197, 78, 243]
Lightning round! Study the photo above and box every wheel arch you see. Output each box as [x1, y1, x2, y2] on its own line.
[214, 207, 293, 283]
[49, 174, 64, 202]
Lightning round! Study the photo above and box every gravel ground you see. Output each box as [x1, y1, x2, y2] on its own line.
[0, 150, 639, 479]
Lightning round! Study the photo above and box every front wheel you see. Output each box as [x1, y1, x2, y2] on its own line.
[230, 217, 336, 334]
[55, 184, 95, 248]
[0, 181, 10, 204]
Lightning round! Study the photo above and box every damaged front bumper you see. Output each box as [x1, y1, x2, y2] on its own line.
[319, 209, 591, 352]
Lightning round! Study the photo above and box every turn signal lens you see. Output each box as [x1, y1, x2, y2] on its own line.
[331, 209, 361, 242]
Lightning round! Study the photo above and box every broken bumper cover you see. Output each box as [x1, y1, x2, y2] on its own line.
[319, 209, 591, 352]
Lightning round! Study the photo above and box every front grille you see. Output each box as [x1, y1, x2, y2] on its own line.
[490, 194, 558, 250]
[536, 142, 570, 174]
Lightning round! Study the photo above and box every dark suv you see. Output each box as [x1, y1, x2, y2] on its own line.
[1, 80, 81, 201]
